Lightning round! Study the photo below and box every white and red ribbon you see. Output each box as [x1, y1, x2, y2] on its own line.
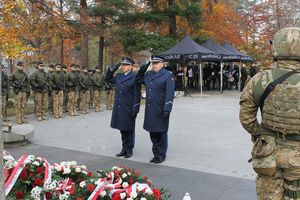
[5, 154, 28, 196]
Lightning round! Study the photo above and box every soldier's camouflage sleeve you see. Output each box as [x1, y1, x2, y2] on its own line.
[239, 73, 263, 136]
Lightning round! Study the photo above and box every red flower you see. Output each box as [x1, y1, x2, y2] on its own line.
[20, 170, 27, 180]
[34, 178, 43, 186]
[87, 184, 95, 192]
[16, 191, 24, 199]
[129, 178, 134, 185]
[88, 171, 93, 177]
[112, 192, 122, 200]
[36, 167, 43, 174]
[152, 188, 161, 200]
[143, 176, 148, 180]
[77, 198, 83, 200]
[29, 173, 34, 177]
[114, 170, 120, 175]
[45, 192, 52, 199]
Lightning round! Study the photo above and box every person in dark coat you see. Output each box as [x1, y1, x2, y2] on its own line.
[250, 64, 258, 77]
[240, 64, 248, 91]
[105, 57, 140, 158]
[135, 55, 175, 164]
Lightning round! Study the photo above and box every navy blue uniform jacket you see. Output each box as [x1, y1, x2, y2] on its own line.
[106, 70, 140, 131]
[136, 67, 175, 132]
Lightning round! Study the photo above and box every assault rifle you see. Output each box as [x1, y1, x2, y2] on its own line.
[14, 72, 28, 94]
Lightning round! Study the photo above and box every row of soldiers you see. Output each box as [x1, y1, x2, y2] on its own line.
[1, 62, 115, 124]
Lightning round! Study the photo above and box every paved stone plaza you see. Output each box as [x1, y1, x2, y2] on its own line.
[6, 91, 257, 199]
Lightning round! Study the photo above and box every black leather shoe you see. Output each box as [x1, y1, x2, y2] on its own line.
[154, 157, 165, 164]
[149, 157, 157, 163]
[115, 150, 126, 157]
[124, 153, 133, 158]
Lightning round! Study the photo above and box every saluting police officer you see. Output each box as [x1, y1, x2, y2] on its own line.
[105, 57, 140, 158]
[29, 62, 50, 121]
[135, 55, 175, 164]
[10, 61, 30, 124]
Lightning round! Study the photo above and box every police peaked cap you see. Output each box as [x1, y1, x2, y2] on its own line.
[151, 55, 165, 63]
[121, 57, 135, 65]
[48, 64, 55, 69]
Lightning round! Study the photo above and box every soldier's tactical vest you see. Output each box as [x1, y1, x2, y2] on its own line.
[253, 68, 300, 135]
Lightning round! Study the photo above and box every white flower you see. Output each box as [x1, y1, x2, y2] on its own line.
[122, 182, 129, 188]
[122, 173, 128, 178]
[33, 161, 40, 166]
[59, 193, 69, 200]
[126, 198, 133, 200]
[127, 172, 131, 176]
[65, 161, 72, 166]
[82, 170, 88, 175]
[137, 185, 144, 192]
[70, 161, 77, 166]
[130, 192, 137, 198]
[36, 157, 43, 161]
[79, 181, 86, 188]
[75, 167, 81, 173]
[146, 188, 153, 195]
[60, 161, 66, 166]
[63, 167, 71, 174]
[100, 191, 107, 197]
[54, 165, 62, 172]
[140, 198, 147, 200]
[31, 186, 42, 199]
[112, 166, 119, 170]
[45, 180, 57, 190]
[81, 165, 87, 170]
[120, 192, 126, 199]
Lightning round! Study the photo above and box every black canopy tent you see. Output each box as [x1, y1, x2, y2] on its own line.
[160, 35, 220, 62]
[159, 35, 220, 95]
[222, 42, 253, 63]
[201, 39, 243, 92]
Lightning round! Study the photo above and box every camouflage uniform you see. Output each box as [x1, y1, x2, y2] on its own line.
[240, 27, 300, 200]
[61, 67, 68, 112]
[91, 69, 104, 112]
[30, 67, 49, 121]
[66, 67, 79, 116]
[10, 68, 29, 124]
[75, 69, 81, 111]
[48, 68, 55, 115]
[1, 70, 9, 121]
[79, 69, 90, 114]
[51, 70, 64, 118]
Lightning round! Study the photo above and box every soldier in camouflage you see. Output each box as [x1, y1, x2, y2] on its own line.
[61, 64, 68, 112]
[91, 66, 104, 112]
[30, 62, 50, 121]
[51, 64, 64, 119]
[66, 64, 79, 116]
[75, 65, 81, 111]
[1, 65, 9, 122]
[10, 61, 29, 124]
[48, 64, 55, 115]
[79, 66, 90, 114]
[240, 27, 300, 200]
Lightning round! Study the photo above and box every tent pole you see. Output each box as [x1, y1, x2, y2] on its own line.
[238, 61, 242, 91]
[199, 63, 203, 96]
[220, 61, 223, 93]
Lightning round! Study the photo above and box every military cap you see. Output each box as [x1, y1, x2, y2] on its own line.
[95, 66, 101, 70]
[62, 64, 67, 69]
[121, 57, 135, 65]
[49, 64, 55, 69]
[151, 55, 165, 63]
[55, 63, 61, 67]
[82, 66, 88, 70]
[70, 63, 77, 68]
[17, 61, 24, 66]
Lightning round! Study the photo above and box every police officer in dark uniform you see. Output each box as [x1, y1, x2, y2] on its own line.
[135, 55, 175, 164]
[105, 57, 140, 159]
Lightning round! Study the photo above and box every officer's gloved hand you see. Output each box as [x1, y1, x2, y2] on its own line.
[130, 112, 137, 120]
[111, 63, 121, 72]
[163, 112, 170, 118]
